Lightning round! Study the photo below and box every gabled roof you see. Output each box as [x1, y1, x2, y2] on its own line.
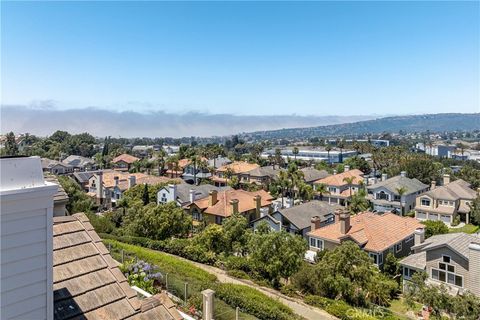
[92, 171, 182, 190]
[277, 201, 342, 230]
[245, 166, 281, 178]
[216, 161, 260, 174]
[73, 170, 102, 184]
[421, 179, 476, 201]
[189, 189, 273, 217]
[308, 212, 423, 252]
[42, 158, 71, 169]
[161, 184, 232, 204]
[53, 213, 181, 320]
[300, 167, 330, 183]
[366, 175, 428, 194]
[411, 232, 480, 260]
[313, 169, 364, 187]
[62, 155, 95, 167]
[112, 154, 140, 164]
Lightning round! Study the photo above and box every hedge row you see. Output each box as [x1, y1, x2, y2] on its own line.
[100, 233, 218, 264]
[304, 295, 402, 320]
[215, 283, 297, 320]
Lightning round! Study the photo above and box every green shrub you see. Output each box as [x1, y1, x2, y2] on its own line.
[215, 283, 297, 320]
[221, 255, 253, 273]
[279, 284, 297, 297]
[226, 269, 250, 280]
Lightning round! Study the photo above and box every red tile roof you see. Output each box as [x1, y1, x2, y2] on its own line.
[112, 154, 140, 164]
[308, 211, 423, 252]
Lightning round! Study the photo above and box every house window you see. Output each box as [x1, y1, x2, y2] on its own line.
[405, 235, 414, 243]
[421, 198, 431, 206]
[431, 258, 463, 288]
[403, 267, 416, 279]
[310, 237, 324, 250]
[369, 252, 383, 265]
[328, 187, 337, 193]
[395, 243, 402, 253]
[394, 195, 401, 202]
[377, 191, 389, 200]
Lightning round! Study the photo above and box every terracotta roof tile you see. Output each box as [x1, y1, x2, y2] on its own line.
[112, 154, 140, 164]
[308, 211, 423, 252]
[216, 161, 260, 174]
[191, 189, 273, 217]
[314, 169, 364, 187]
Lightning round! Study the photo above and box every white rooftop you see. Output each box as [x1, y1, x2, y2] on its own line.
[0, 156, 54, 192]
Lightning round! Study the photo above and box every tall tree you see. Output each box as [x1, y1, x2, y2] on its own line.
[4, 132, 18, 156]
[142, 183, 150, 205]
[396, 186, 408, 216]
[292, 147, 299, 161]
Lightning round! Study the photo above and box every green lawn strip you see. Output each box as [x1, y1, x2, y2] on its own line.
[449, 224, 479, 234]
[104, 239, 298, 320]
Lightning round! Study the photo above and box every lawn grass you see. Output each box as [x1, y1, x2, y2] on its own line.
[388, 298, 421, 320]
[449, 224, 479, 234]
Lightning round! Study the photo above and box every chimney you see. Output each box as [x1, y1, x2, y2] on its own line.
[208, 190, 218, 206]
[339, 211, 351, 235]
[253, 195, 261, 215]
[468, 242, 480, 296]
[128, 175, 136, 189]
[382, 173, 388, 181]
[400, 171, 406, 178]
[1, 157, 57, 319]
[230, 199, 239, 215]
[189, 189, 196, 203]
[431, 180, 436, 190]
[310, 216, 321, 231]
[287, 197, 294, 208]
[169, 184, 177, 199]
[202, 289, 215, 320]
[443, 174, 450, 186]
[414, 228, 425, 250]
[114, 176, 119, 187]
[333, 169, 337, 175]
[344, 165, 350, 172]
[96, 171, 104, 200]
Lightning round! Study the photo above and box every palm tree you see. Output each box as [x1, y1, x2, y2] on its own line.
[224, 167, 235, 186]
[337, 139, 345, 163]
[343, 176, 355, 198]
[293, 147, 299, 161]
[325, 145, 332, 164]
[315, 183, 330, 201]
[395, 186, 407, 216]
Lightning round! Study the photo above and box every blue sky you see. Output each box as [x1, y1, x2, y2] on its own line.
[1, 1, 479, 116]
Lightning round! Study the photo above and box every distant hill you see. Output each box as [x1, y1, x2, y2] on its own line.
[243, 113, 480, 139]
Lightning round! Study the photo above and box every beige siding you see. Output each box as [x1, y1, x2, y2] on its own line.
[468, 244, 480, 296]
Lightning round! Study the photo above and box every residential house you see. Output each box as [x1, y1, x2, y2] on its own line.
[157, 183, 232, 206]
[253, 200, 342, 238]
[211, 161, 260, 187]
[180, 157, 210, 184]
[42, 158, 74, 175]
[165, 158, 192, 178]
[52, 213, 182, 319]
[72, 170, 101, 191]
[45, 175, 70, 216]
[400, 232, 480, 297]
[415, 175, 478, 225]
[313, 167, 364, 205]
[243, 166, 281, 186]
[111, 153, 140, 171]
[62, 155, 97, 171]
[366, 171, 429, 215]
[208, 156, 231, 169]
[87, 170, 182, 209]
[185, 189, 273, 225]
[307, 210, 424, 266]
[300, 167, 330, 185]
